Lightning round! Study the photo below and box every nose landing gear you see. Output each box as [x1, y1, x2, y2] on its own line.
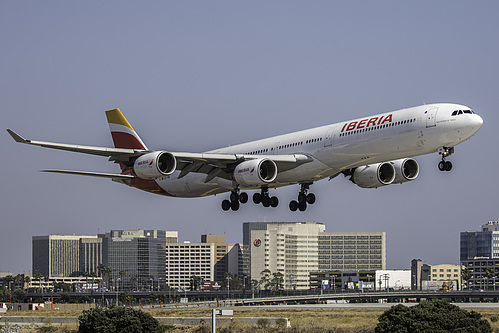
[438, 147, 454, 172]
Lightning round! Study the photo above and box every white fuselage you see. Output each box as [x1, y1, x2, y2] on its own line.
[156, 103, 482, 197]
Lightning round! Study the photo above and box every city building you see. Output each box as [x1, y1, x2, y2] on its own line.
[244, 222, 325, 290]
[376, 270, 411, 291]
[105, 230, 168, 291]
[411, 259, 431, 291]
[461, 258, 499, 290]
[461, 220, 499, 260]
[319, 232, 386, 271]
[165, 241, 215, 291]
[309, 270, 376, 290]
[430, 264, 461, 290]
[201, 234, 243, 281]
[32, 235, 103, 277]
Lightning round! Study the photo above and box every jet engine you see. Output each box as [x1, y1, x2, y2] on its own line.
[133, 151, 176, 179]
[352, 162, 395, 188]
[233, 158, 277, 186]
[391, 158, 419, 183]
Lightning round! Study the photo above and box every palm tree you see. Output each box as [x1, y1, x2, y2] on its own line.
[24, 275, 31, 291]
[130, 276, 137, 292]
[33, 273, 43, 293]
[486, 268, 495, 291]
[119, 270, 125, 291]
[462, 267, 472, 290]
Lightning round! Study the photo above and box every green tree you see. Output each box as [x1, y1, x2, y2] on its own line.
[376, 299, 492, 333]
[12, 289, 26, 302]
[259, 269, 271, 290]
[190, 275, 204, 291]
[270, 272, 284, 292]
[78, 306, 159, 333]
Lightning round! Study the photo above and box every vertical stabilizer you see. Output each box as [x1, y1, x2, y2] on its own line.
[106, 109, 148, 150]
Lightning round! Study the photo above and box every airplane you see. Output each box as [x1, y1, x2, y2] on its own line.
[7, 103, 482, 212]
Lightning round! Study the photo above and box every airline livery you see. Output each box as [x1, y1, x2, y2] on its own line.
[7, 103, 482, 212]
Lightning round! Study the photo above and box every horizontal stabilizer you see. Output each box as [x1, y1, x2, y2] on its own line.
[41, 169, 135, 180]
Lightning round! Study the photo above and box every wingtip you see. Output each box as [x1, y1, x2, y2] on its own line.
[6, 129, 28, 143]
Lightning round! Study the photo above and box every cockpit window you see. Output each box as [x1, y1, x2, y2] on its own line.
[452, 109, 475, 116]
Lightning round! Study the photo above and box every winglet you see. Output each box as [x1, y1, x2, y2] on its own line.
[6, 129, 29, 143]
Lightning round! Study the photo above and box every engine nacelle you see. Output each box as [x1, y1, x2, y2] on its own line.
[352, 162, 395, 188]
[391, 158, 419, 184]
[233, 158, 277, 186]
[133, 151, 176, 180]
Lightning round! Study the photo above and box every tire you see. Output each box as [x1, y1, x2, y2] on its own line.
[253, 193, 262, 204]
[262, 196, 271, 207]
[445, 161, 453, 171]
[298, 201, 307, 211]
[270, 196, 279, 208]
[438, 161, 446, 171]
[306, 193, 316, 204]
[289, 200, 298, 211]
[298, 193, 307, 203]
[239, 192, 248, 203]
[222, 200, 231, 211]
[231, 200, 240, 211]
[230, 192, 239, 202]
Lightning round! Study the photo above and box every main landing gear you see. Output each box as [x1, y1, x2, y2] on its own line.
[289, 183, 316, 212]
[221, 189, 248, 211]
[438, 147, 454, 172]
[252, 188, 279, 208]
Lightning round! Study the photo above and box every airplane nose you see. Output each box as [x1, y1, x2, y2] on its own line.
[474, 114, 484, 128]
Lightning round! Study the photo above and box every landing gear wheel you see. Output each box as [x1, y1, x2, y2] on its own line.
[262, 195, 271, 207]
[438, 160, 453, 171]
[306, 193, 316, 205]
[222, 200, 231, 211]
[230, 192, 239, 202]
[270, 196, 279, 208]
[239, 192, 248, 203]
[298, 193, 307, 203]
[289, 200, 298, 212]
[230, 200, 240, 211]
[253, 193, 262, 204]
[298, 201, 307, 211]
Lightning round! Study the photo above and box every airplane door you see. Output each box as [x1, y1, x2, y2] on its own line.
[274, 142, 280, 155]
[324, 128, 334, 147]
[426, 107, 439, 128]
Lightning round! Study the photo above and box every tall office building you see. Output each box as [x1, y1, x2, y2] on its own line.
[460, 221, 499, 260]
[201, 234, 243, 281]
[244, 222, 325, 290]
[105, 230, 167, 291]
[32, 235, 103, 277]
[318, 232, 386, 271]
[165, 242, 215, 290]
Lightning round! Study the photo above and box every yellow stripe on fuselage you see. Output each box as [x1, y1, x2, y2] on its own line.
[105, 108, 135, 131]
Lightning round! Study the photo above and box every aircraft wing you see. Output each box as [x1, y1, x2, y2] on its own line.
[7, 129, 141, 159]
[8, 129, 313, 182]
[173, 153, 313, 182]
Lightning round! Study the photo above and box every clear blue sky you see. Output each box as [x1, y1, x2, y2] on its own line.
[1, 1, 498, 274]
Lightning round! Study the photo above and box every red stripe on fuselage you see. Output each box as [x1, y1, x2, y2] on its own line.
[111, 132, 146, 149]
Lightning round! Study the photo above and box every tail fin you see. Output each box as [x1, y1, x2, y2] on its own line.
[106, 108, 148, 150]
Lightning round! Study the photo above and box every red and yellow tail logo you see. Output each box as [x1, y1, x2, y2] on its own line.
[106, 109, 148, 150]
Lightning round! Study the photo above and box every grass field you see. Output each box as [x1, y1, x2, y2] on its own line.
[2, 306, 499, 332]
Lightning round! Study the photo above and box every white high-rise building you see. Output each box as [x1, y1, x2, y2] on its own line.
[244, 222, 325, 290]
